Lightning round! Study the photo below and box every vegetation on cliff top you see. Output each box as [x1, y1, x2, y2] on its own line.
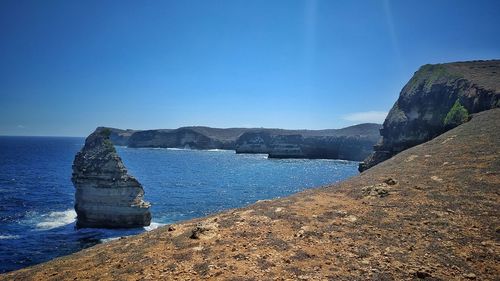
[96, 128, 116, 153]
[406, 63, 464, 93]
[99, 128, 112, 138]
[444, 99, 469, 128]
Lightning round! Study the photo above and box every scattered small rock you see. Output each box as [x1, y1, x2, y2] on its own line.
[415, 270, 432, 279]
[334, 210, 347, 217]
[405, 155, 418, 162]
[190, 221, 218, 239]
[441, 135, 456, 144]
[463, 272, 476, 279]
[344, 215, 357, 223]
[430, 176, 443, 182]
[192, 246, 204, 251]
[384, 178, 398, 185]
[362, 183, 390, 198]
[168, 225, 176, 231]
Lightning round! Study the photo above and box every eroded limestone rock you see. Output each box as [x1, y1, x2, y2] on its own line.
[72, 128, 151, 228]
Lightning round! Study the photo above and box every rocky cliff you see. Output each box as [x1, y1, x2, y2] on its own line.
[236, 124, 380, 161]
[72, 128, 151, 228]
[107, 128, 138, 146]
[107, 124, 381, 161]
[127, 128, 229, 149]
[360, 60, 500, 171]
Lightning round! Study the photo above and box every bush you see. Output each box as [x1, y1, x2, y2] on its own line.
[99, 128, 112, 138]
[444, 99, 469, 128]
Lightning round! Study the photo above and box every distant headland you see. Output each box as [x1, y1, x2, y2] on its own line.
[103, 123, 382, 161]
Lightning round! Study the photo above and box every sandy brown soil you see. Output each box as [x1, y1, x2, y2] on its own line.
[2, 109, 499, 281]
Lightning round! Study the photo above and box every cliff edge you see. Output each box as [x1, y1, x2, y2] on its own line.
[360, 60, 500, 171]
[72, 128, 151, 228]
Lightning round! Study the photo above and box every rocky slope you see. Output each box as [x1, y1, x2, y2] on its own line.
[2, 108, 498, 280]
[106, 124, 381, 161]
[360, 60, 500, 171]
[72, 128, 151, 228]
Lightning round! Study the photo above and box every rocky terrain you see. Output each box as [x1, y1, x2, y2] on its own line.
[2, 107, 499, 280]
[360, 60, 500, 171]
[106, 123, 381, 161]
[72, 128, 151, 228]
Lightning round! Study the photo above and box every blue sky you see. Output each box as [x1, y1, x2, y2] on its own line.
[1, 0, 499, 136]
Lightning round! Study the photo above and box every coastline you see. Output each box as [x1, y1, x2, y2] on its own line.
[0, 141, 357, 274]
[2, 109, 498, 280]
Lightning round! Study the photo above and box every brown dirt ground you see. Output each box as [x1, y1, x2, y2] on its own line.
[2, 109, 499, 281]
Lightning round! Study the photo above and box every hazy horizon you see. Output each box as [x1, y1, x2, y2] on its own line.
[1, 0, 499, 137]
[0, 122, 384, 138]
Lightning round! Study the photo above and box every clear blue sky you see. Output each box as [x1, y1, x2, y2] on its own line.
[1, 0, 499, 136]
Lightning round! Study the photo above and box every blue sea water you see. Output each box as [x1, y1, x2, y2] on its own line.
[0, 136, 359, 273]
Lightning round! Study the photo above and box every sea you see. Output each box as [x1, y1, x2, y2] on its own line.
[0, 136, 359, 273]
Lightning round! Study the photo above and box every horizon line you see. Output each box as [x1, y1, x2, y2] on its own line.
[1, 122, 383, 138]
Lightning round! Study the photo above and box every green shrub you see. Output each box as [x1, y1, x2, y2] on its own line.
[99, 128, 112, 138]
[103, 138, 116, 152]
[444, 100, 469, 128]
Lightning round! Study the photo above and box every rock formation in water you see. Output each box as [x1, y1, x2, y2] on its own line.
[103, 124, 381, 161]
[72, 127, 151, 228]
[359, 60, 500, 171]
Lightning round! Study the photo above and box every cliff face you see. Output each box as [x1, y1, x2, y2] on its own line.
[234, 131, 273, 154]
[104, 124, 381, 161]
[360, 60, 500, 171]
[72, 128, 151, 228]
[236, 124, 381, 161]
[107, 128, 138, 146]
[128, 128, 227, 149]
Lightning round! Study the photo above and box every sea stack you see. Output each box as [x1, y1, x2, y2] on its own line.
[72, 127, 151, 228]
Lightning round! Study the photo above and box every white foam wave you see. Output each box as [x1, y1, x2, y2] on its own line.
[144, 222, 164, 231]
[206, 149, 233, 152]
[98, 222, 165, 244]
[36, 209, 76, 230]
[100, 237, 121, 243]
[0, 234, 20, 240]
